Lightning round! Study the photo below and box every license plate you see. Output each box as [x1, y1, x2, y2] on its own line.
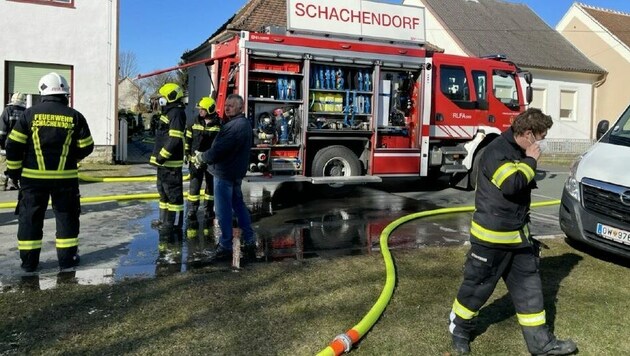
[596, 223, 630, 246]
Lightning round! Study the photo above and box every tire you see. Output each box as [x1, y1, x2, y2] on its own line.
[311, 145, 362, 177]
[469, 146, 486, 190]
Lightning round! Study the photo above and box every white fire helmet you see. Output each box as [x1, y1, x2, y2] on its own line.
[38, 72, 70, 96]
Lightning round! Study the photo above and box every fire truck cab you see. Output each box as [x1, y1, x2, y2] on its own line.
[193, 1, 531, 188]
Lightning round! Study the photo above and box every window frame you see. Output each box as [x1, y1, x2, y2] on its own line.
[559, 88, 578, 122]
[7, 0, 74, 8]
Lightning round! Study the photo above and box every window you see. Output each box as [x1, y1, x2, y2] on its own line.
[492, 70, 519, 108]
[530, 87, 547, 112]
[7, 61, 73, 106]
[8, 0, 74, 8]
[472, 71, 487, 101]
[560, 90, 577, 121]
[440, 66, 469, 101]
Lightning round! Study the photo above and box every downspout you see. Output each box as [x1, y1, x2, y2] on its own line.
[591, 72, 607, 140]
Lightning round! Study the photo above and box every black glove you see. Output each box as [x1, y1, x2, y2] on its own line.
[6, 169, 21, 189]
[155, 155, 166, 165]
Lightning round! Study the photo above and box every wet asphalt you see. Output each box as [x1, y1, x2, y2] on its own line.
[0, 139, 569, 290]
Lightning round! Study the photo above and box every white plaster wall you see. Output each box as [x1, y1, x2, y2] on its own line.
[403, 0, 467, 55]
[0, 0, 118, 147]
[184, 46, 214, 120]
[527, 69, 596, 140]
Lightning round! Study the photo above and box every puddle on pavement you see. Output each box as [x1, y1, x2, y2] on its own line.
[0, 182, 472, 291]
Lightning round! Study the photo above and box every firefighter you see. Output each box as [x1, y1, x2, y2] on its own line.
[184, 96, 220, 223]
[448, 108, 576, 356]
[150, 83, 187, 232]
[0, 92, 27, 191]
[5, 72, 94, 272]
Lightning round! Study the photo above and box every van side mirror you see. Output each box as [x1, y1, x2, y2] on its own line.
[596, 120, 609, 140]
[524, 72, 533, 85]
[526, 86, 533, 104]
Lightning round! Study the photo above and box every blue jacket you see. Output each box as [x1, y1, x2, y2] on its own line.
[202, 113, 252, 181]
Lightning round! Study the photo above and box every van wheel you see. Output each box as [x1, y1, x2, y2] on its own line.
[312, 145, 361, 177]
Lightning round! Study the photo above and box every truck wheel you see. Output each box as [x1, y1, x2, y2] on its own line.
[469, 146, 486, 190]
[312, 145, 361, 177]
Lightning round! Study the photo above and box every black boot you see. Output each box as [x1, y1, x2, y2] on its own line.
[186, 202, 199, 220]
[533, 339, 577, 356]
[160, 210, 183, 233]
[451, 334, 471, 355]
[151, 208, 168, 230]
[242, 242, 257, 262]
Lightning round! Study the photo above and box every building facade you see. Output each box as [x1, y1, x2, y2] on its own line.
[0, 0, 119, 162]
[558, 4, 630, 134]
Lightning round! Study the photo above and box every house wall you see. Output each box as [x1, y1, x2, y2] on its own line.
[0, 0, 118, 161]
[403, 0, 467, 56]
[527, 69, 595, 140]
[118, 78, 141, 112]
[557, 6, 630, 134]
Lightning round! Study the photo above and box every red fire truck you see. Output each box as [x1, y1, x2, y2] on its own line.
[141, 1, 532, 189]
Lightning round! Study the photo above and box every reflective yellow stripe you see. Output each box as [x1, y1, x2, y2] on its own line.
[167, 203, 184, 212]
[18, 240, 43, 250]
[452, 299, 478, 320]
[188, 194, 200, 202]
[77, 136, 94, 148]
[160, 115, 169, 124]
[185, 130, 193, 138]
[168, 129, 184, 138]
[58, 129, 74, 171]
[516, 162, 535, 182]
[162, 160, 183, 167]
[470, 221, 525, 244]
[6, 160, 22, 169]
[491, 162, 518, 188]
[203, 194, 213, 201]
[207, 126, 220, 132]
[8, 129, 28, 143]
[517, 311, 546, 326]
[159, 201, 168, 209]
[32, 127, 46, 170]
[56, 237, 79, 249]
[22, 168, 78, 179]
[150, 156, 183, 167]
[159, 148, 172, 158]
[191, 124, 204, 131]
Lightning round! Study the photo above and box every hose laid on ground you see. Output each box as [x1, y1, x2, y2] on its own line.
[78, 173, 191, 183]
[317, 199, 561, 355]
[0, 191, 199, 210]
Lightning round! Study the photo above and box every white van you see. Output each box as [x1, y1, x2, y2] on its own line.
[560, 104, 630, 259]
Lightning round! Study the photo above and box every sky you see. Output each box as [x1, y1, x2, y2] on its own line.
[119, 0, 630, 76]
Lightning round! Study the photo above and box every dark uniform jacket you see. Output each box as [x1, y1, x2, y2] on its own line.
[0, 104, 26, 149]
[150, 101, 186, 168]
[202, 113, 253, 181]
[5, 96, 94, 181]
[471, 128, 537, 248]
[184, 114, 220, 156]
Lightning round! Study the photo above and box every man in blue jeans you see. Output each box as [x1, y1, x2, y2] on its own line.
[196, 94, 255, 260]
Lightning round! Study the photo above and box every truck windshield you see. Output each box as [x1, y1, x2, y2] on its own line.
[609, 105, 630, 147]
[492, 70, 519, 109]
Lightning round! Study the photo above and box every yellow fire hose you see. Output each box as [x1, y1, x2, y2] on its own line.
[317, 199, 561, 355]
[0, 172, 191, 209]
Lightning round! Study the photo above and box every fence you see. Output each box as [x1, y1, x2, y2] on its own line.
[546, 138, 595, 154]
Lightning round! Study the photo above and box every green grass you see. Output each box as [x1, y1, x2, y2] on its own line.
[1, 238, 628, 355]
